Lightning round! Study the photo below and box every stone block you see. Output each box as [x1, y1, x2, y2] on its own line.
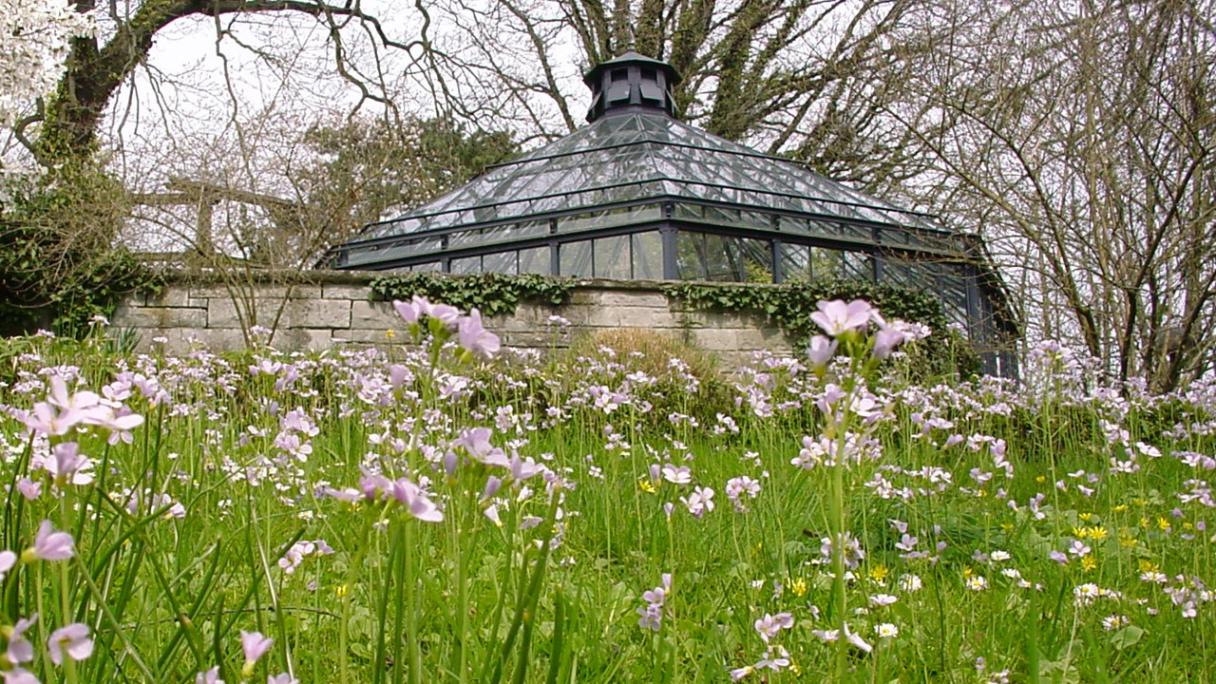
[321, 284, 371, 301]
[273, 328, 334, 352]
[351, 300, 404, 331]
[114, 305, 207, 329]
[208, 298, 350, 329]
[689, 328, 740, 351]
[592, 290, 671, 309]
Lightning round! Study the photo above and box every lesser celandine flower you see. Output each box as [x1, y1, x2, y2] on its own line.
[47, 623, 93, 664]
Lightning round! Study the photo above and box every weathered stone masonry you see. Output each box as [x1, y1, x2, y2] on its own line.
[113, 271, 793, 364]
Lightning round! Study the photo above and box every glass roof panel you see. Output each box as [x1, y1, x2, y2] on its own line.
[348, 109, 948, 250]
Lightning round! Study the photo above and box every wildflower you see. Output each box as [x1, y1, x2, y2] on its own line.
[753, 612, 794, 642]
[1101, 615, 1130, 631]
[388, 479, 444, 523]
[869, 593, 898, 607]
[0, 551, 14, 582]
[457, 309, 501, 359]
[47, 623, 94, 665]
[23, 520, 74, 562]
[681, 486, 715, 518]
[725, 476, 761, 512]
[807, 335, 837, 367]
[637, 574, 672, 632]
[3, 614, 37, 665]
[869, 565, 889, 583]
[196, 666, 224, 684]
[874, 623, 899, 639]
[392, 298, 424, 324]
[898, 574, 922, 593]
[790, 577, 808, 597]
[965, 575, 988, 591]
[661, 464, 692, 485]
[811, 299, 874, 337]
[1068, 540, 1091, 557]
[240, 631, 273, 677]
[267, 675, 298, 684]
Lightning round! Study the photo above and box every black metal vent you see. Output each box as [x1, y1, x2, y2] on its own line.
[584, 51, 681, 122]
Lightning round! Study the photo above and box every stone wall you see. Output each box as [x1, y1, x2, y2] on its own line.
[113, 271, 793, 364]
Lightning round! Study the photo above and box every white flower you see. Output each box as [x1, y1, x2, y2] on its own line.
[874, 623, 899, 638]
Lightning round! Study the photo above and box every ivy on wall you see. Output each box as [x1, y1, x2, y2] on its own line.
[369, 273, 574, 317]
[663, 279, 980, 377]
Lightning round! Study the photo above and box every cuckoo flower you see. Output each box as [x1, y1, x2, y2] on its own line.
[47, 623, 94, 665]
[810, 299, 874, 337]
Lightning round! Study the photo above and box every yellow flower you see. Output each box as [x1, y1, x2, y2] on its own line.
[1119, 534, 1138, 549]
[1000, 522, 1014, 533]
[869, 565, 889, 583]
[1081, 556, 1097, 571]
[790, 660, 801, 676]
[1035, 475, 1047, 484]
[385, 328, 397, 340]
[1113, 504, 1129, 513]
[1133, 498, 1148, 507]
[1139, 517, 1150, 529]
[1157, 517, 1171, 531]
[1073, 527, 1089, 540]
[638, 479, 656, 494]
[336, 584, 349, 597]
[1079, 512, 1094, 522]
[1087, 526, 1108, 541]
[1183, 521, 1193, 531]
[1138, 559, 1159, 573]
[791, 577, 808, 597]
[962, 566, 974, 579]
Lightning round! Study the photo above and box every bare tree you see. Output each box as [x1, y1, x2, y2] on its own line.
[888, 0, 1216, 390]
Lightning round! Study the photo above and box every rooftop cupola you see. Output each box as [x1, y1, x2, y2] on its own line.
[583, 51, 682, 122]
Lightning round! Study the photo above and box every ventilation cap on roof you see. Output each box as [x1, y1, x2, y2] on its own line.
[583, 52, 682, 123]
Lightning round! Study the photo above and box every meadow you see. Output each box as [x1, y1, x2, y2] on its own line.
[0, 299, 1213, 683]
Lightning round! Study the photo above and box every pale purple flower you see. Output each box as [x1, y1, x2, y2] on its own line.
[661, 464, 692, 485]
[872, 314, 908, 359]
[16, 478, 41, 501]
[810, 299, 875, 337]
[753, 612, 794, 642]
[0, 551, 15, 582]
[680, 486, 715, 518]
[457, 309, 501, 359]
[29, 520, 74, 562]
[389, 478, 444, 523]
[807, 335, 837, 367]
[456, 428, 509, 468]
[47, 623, 93, 665]
[196, 667, 224, 684]
[2, 668, 39, 684]
[240, 631, 273, 675]
[267, 674, 298, 684]
[725, 476, 761, 512]
[393, 298, 423, 324]
[5, 615, 37, 665]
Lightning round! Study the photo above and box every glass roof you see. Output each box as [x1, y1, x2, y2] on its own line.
[349, 110, 945, 245]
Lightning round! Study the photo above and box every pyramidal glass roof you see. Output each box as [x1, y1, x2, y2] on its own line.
[352, 110, 942, 242]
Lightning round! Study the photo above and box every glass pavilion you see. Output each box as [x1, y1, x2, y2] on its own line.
[325, 52, 1018, 376]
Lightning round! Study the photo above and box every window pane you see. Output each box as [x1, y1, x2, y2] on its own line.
[703, 233, 735, 280]
[675, 232, 706, 280]
[594, 235, 631, 279]
[483, 251, 518, 275]
[728, 235, 773, 282]
[841, 251, 873, 281]
[779, 243, 810, 283]
[811, 247, 842, 279]
[411, 261, 441, 272]
[559, 240, 592, 277]
[632, 232, 663, 279]
[451, 255, 481, 274]
[519, 246, 550, 274]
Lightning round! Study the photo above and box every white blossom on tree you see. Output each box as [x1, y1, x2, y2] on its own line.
[0, 0, 94, 129]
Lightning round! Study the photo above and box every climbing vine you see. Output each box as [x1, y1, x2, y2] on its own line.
[664, 279, 980, 377]
[369, 272, 574, 317]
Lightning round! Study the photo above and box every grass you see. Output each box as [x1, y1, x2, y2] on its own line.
[0, 317, 1213, 683]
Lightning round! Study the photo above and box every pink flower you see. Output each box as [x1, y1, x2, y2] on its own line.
[240, 631, 273, 676]
[196, 667, 224, 684]
[26, 520, 74, 562]
[6, 615, 37, 664]
[0, 551, 15, 581]
[457, 309, 501, 359]
[807, 335, 837, 367]
[393, 298, 423, 324]
[47, 623, 94, 665]
[389, 478, 444, 523]
[754, 612, 795, 642]
[810, 299, 874, 337]
[267, 674, 298, 684]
